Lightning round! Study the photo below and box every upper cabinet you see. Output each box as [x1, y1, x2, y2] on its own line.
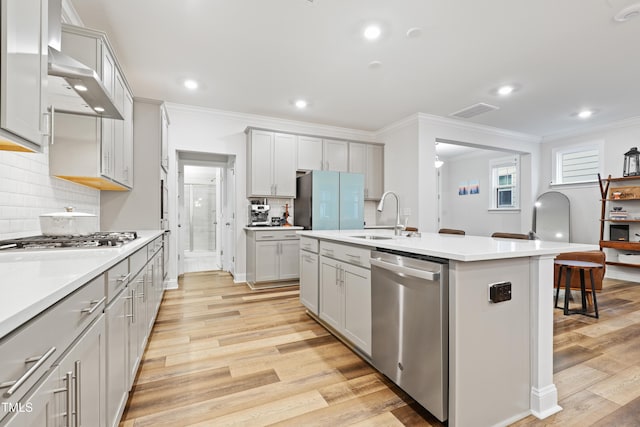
[247, 129, 296, 197]
[349, 142, 384, 200]
[160, 104, 169, 172]
[323, 139, 348, 172]
[0, 0, 48, 152]
[297, 136, 323, 171]
[48, 25, 134, 191]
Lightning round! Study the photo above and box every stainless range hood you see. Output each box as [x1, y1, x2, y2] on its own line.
[47, 0, 123, 120]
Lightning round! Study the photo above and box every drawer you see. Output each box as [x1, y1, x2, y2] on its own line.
[320, 241, 371, 268]
[130, 247, 148, 277]
[148, 236, 163, 258]
[299, 236, 318, 254]
[106, 259, 129, 303]
[0, 274, 105, 409]
[255, 230, 300, 241]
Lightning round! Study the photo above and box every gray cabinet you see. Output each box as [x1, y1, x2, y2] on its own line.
[0, 0, 48, 153]
[318, 241, 371, 355]
[105, 287, 128, 427]
[349, 142, 384, 200]
[323, 139, 349, 172]
[246, 229, 300, 285]
[246, 129, 297, 197]
[4, 366, 60, 427]
[48, 25, 134, 191]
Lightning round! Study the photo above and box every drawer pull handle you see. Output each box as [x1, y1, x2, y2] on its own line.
[284, 235, 297, 238]
[346, 253, 361, 260]
[81, 296, 107, 315]
[65, 371, 73, 427]
[261, 235, 274, 238]
[117, 272, 132, 283]
[0, 346, 56, 397]
[75, 361, 81, 426]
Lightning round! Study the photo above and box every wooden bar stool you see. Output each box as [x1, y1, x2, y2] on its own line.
[554, 259, 601, 319]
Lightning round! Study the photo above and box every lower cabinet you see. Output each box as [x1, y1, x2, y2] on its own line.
[246, 229, 300, 285]
[5, 365, 60, 427]
[299, 250, 319, 314]
[105, 288, 128, 427]
[317, 241, 372, 356]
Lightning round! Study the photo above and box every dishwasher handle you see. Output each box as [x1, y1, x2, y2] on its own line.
[370, 258, 440, 281]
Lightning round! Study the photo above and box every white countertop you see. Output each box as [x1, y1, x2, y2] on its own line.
[0, 230, 164, 339]
[297, 229, 598, 262]
[244, 226, 304, 231]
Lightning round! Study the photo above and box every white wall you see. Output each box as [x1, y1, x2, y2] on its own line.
[0, 150, 99, 240]
[165, 103, 376, 283]
[540, 117, 640, 280]
[440, 151, 522, 236]
[377, 113, 541, 234]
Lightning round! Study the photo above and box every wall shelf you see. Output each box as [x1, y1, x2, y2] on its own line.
[600, 240, 640, 250]
[606, 261, 640, 269]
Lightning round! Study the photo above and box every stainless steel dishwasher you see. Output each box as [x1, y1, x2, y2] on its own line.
[370, 249, 449, 422]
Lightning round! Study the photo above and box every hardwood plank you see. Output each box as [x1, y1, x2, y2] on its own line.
[587, 365, 640, 406]
[553, 364, 610, 400]
[591, 394, 640, 426]
[350, 412, 405, 427]
[553, 345, 603, 373]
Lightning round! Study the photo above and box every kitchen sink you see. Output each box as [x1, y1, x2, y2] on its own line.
[350, 235, 394, 240]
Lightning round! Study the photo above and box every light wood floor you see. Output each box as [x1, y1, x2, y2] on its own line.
[119, 272, 640, 426]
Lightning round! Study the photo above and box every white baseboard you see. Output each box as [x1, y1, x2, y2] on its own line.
[605, 267, 640, 283]
[164, 278, 178, 290]
[233, 273, 247, 284]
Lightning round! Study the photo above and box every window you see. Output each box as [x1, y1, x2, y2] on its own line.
[490, 156, 519, 209]
[553, 142, 603, 185]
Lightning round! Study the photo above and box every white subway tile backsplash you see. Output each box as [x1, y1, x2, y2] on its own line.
[0, 150, 99, 239]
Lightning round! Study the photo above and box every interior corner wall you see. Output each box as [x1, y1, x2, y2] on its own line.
[375, 118, 420, 228]
[539, 119, 640, 245]
[164, 103, 376, 283]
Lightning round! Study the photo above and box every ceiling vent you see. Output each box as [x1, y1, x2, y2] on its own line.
[450, 103, 499, 119]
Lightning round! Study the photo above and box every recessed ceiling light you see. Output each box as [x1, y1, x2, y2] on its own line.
[184, 79, 199, 90]
[497, 85, 514, 96]
[368, 60, 382, 69]
[578, 110, 593, 119]
[363, 25, 381, 40]
[295, 99, 307, 109]
[406, 27, 422, 38]
[614, 3, 640, 22]
[74, 84, 88, 92]
[94, 107, 105, 113]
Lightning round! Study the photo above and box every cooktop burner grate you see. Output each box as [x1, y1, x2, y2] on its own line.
[0, 232, 138, 250]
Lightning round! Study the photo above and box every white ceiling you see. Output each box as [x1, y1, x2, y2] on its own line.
[69, 0, 640, 137]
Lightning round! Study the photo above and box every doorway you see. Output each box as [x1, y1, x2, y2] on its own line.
[178, 152, 236, 276]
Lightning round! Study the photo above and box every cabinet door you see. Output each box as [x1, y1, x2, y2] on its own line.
[135, 277, 148, 359]
[101, 117, 114, 178]
[366, 144, 384, 200]
[105, 290, 128, 427]
[6, 366, 61, 427]
[58, 315, 106, 427]
[323, 140, 348, 172]
[0, 0, 47, 147]
[112, 71, 126, 185]
[160, 105, 169, 171]
[299, 251, 319, 314]
[297, 136, 323, 171]
[278, 240, 300, 280]
[273, 133, 296, 197]
[342, 264, 371, 355]
[348, 143, 366, 175]
[249, 130, 274, 196]
[122, 91, 134, 187]
[319, 256, 342, 331]
[101, 45, 115, 98]
[255, 241, 279, 282]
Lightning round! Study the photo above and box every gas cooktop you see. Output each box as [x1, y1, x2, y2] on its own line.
[0, 231, 138, 250]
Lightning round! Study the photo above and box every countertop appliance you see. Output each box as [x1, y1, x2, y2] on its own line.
[370, 248, 449, 422]
[249, 201, 270, 226]
[294, 170, 364, 230]
[0, 231, 138, 250]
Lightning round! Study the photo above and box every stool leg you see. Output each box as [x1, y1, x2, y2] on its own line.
[554, 266, 563, 309]
[590, 269, 599, 319]
[579, 268, 588, 312]
[564, 267, 572, 315]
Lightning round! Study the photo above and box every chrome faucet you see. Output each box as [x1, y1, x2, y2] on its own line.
[377, 191, 405, 236]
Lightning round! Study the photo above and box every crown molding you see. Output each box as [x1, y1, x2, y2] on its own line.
[164, 102, 378, 142]
[415, 112, 541, 143]
[542, 115, 640, 142]
[374, 113, 421, 135]
[61, 0, 83, 26]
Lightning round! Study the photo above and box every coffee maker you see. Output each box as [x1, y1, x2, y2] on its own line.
[248, 200, 270, 226]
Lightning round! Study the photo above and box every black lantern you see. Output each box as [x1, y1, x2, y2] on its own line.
[624, 147, 640, 177]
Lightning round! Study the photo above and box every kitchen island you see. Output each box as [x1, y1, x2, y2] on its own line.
[297, 229, 598, 427]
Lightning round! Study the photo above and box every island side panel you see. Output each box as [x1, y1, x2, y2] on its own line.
[529, 254, 562, 418]
[449, 257, 531, 427]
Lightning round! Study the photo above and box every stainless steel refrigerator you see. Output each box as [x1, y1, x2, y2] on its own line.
[294, 170, 364, 230]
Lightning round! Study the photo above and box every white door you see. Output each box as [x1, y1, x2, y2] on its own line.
[319, 257, 342, 331]
[223, 159, 236, 274]
[342, 264, 372, 355]
[278, 240, 300, 280]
